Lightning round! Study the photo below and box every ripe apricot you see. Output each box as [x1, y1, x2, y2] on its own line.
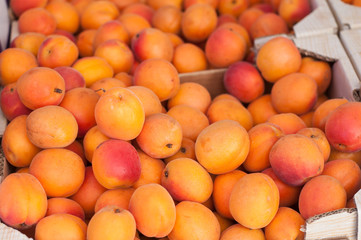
[229, 173, 279, 229]
[118, 13, 152, 39]
[127, 85, 163, 117]
[322, 159, 361, 200]
[94, 87, 145, 141]
[10, 32, 46, 57]
[247, 94, 278, 125]
[70, 166, 107, 219]
[213, 170, 247, 219]
[243, 123, 284, 172]
[264, 207, 305, 240]
[90, 78, 127, 96]
[167, 82, 211, 114]
[271, 72, 318, 115]
[133, 58, 180, 102]
[18, 7, 56, 35]
[29, 148, 85, 197]
[168, 201, 220, 240]
[249, 12, 289, 40]
[0, 48, 38, 85]
[129, 184, 176, 238]
[218, 0, 249, 18]
[83, 125, 110, 163]
[59, 87, 100, 138]
[161, 158, 213, 203]
[45, 0, 80, 34]
[94, 187, 135, 213]
[80, 1, 119, 30]
[297, 127, 331, 162]
[76, 29, 97, 57]
[35, 214, 87, 240]
[136, 113, 183, 159]
[26, 105, 78, 148]
[2, 115, 41, 168]
[152, 5, 182, 34]
[167, 104, 209, 141]
[181, 3, 218, 43]
[207, 98, 253, 131]
[298, 175, 347, 220]
[93, 20, 130, 50]
[46, 198, 85, 220]
[0, 173, 47, 229]
[267, 113, 306, 135]
[172, 43, 208, 73]
[256, 36, 302, 83]
[220, 224, 265, 240]
[195, 119, 250, 174]
[87, 205, 136, 240]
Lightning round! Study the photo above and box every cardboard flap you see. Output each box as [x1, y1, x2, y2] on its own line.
[327, 0, 361, 30]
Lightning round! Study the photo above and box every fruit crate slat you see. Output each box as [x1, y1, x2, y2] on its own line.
[327, 0, 361, 30]
[293, 0, 338, 38]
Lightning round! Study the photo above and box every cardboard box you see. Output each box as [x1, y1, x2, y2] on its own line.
[0, 0, 10, 52]
[328, 0, 361, 30]
[293, 0, 338, 37]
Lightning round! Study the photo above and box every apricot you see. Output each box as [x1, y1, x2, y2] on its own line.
[59, 87, 99, 138]
[238, 7, 265, 34]
[325, 102, 361, 152]
[271, 72, 318, 115]
[133, 149, 165, 188]
[127, 86, 163, 117]
[87, 205, 136, 240]
[10, 0, 48, 17]
[229, 173, 279, 229]
[312, 98, 349, 131]
[168, 201, 220, 240]
[161, 158, 213, 203]
[93, 20, 130, 50]
[131, 27, 174, 62]
[218, 0, 249, 18]
[213, 170, 247, 219]
[205, 26, 247, 68]
[70, 166, 107, 219]
[206, 98, 253, 131]
[172, 43, 208, 73]
[167, 82, 211, 114]
[80, 1, 119, 30]
[278, 0, 311, 28]
[267, 113, 306, 135]
[94, 187, 135, 213]
[299, 57, 332, 95]
[247, 94, 278, 125]
[264, 207, 305, 240]
[10, 32, 46, 57]
[322, 159, 361, 200]
[133, 58, 180, 102]
[256, 36, 302, 83]
[94, 87, 145, 141]
[136, 113, 183, 159]
[329, 147, 361, 167]
[129, 184, 176, 238]
[243, 123, 284, 172]
[90, 77, 127, 96]
[54, 66, 86, 91]
[45, 0, 80, 34]
[26, 105, 78, 148]
[46, 198, 85, 220]
[94, 39, 134, 74]
[35, 214, 86, 240]
[122, 2, 155, 24]
[92, 139, 141, 189]
[298, 175, 347, 220]
[297, 127, 331, 162]
[167, 104, 209, 141]
[2, 115, 41, 168]
[220, 224, 265, 240]
[262, 167, 302, 208]
[269, 134, 324, 186]
[249, 12, 289, 40]
[118, 13, 152, 40]
[18, 7, 56, 35]
[195, 120, 250, 174]
[0, 173, 47, 229]
[29, 148, 85, 197]
[152, 5, 182, 34]
[76, 29, 97, 57]
[181, 3, 218, 43]
[0, 48, 38, 85]
[72, 56, 114, 87]
[83, 125, 110, 163]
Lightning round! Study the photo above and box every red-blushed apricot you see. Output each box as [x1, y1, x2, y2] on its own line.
[92, 139, 141, 189]
[46, 197, 85, 220]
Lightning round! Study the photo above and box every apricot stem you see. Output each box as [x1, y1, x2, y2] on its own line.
[54, 88, 63, 94]
[114, 208, 121, 213]
[180, 147, 186, 153]
[166, 143, 173, 148]
[164, 170, 168, 178]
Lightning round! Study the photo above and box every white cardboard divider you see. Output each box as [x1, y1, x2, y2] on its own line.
[0, 0, 10, 52]
[327, 0, 361, 30]
[293, 0, 338, 38]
